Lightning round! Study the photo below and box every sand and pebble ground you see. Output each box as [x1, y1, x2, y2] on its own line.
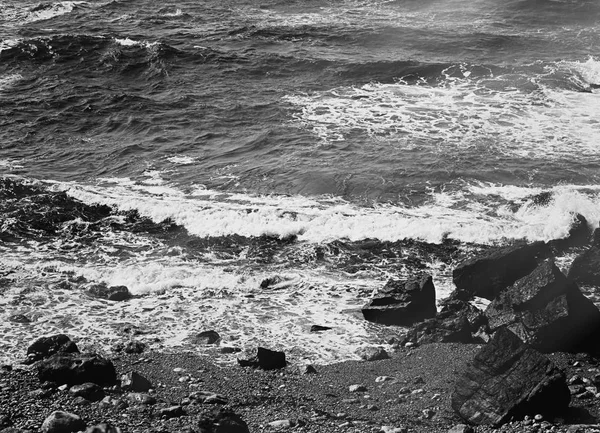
[2, 341, 600, 433]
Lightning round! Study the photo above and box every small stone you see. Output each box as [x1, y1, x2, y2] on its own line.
[126, 392, 156, 405]
[268, 420, 292, 429]
[301, 365, 317, 375]
[534, 414, 544, 422]
[381, 426, 408, 433]
[41, 411, 85, 433]
[85, 423, 122, 433]
[189, 391, 228, 404]
[58, 384, 68, 391]
[73, 396, 90, 406]
[375, 376, 393, 383]
[173, 368, 185, 373]
[411, 388, 424, 394]
[447, 425, 474, 433]
[367, 404, 379, 411]
[310, 325, 332, 332]
[422, 409, 435, 419]
[191, 330, 221, 345]
[121, 371, 152, 392]
[158, 405, 185, 419]
[349, 384, 367, 393]
[398, 387, 411, 395]
[69, 382, 104, 401]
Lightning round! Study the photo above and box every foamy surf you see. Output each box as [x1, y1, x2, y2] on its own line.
[56, 179, 600, 245]
[284, 73, 600, 160]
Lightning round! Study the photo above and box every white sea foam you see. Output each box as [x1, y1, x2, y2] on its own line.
[284, 77, 600, 160]
[54, 179, 600, 245]
[563, 56, 600, 87]
[0, 158, 24, 169]
[0, 74, 23, 91]
[166, 155, 195, 165]
[23, 1, 86, 23]
[114, 37, 159, 49]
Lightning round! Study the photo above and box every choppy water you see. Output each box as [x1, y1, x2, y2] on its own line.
[1, 0, 600, 364]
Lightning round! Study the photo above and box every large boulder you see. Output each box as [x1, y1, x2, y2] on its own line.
[26, 334, 79, 364]
[568, 245, 600, 287]
[37, 353, 117, 386]
[485, 260, 600, 353]
[452, 241, 549, 300]
[362, 274, 436, 326]
[451, 328, 570, 426]
[402, 296, 489, 345]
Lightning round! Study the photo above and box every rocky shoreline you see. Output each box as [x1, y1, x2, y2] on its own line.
[3, 212, 600, 433]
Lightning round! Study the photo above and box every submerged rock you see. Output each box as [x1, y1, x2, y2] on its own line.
[362, 274, 436, 326]
[452, 241, 549, 300]
[190, 330, 221, 345]
[485, 260, 600, 353]
[87, 284, 131, 301]
[452, 328, 570, 426]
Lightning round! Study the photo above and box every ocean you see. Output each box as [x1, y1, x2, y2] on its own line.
[1, 0, 600, 365]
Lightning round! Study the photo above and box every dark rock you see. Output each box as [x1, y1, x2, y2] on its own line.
[301, 365, 318, 375]
[355, 346, 389, 361]
[37, 353, 117, 386]
[196, 408, 250, 433]
[0, 429, 25, 433]
[485, 260, 600, 353]
[157, 405, 185, 419]
[120, 371, 152, 392]
[85, 423, 121, 433]
[451, 328, 570, 426]
[219, 347, 241, 354]
[26, 335, 79, 364]
[8, 314, 31, 324]
[362, 274, 436, 326]
[452, 241, 550, 300]
[310, 325, 332, 332]
[123, 341, 146, 354]
[402, 296, 489, 346]
[41, 411, 85, 433]
[260, 276, 284, 289]
[237, 347, 286, 370]
[190, 330, 221, 345]
[69, 382, 104, 401]
[530, 191, 553, 207]
[568, 245, 600, 287]
[548, 214, 591, 251]
[87, 284, 131, 301]
[448, 425, 474, 433]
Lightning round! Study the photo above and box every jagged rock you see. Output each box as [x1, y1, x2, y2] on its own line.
[196, 408, 250, 433]
[190, 330, 221, 345]
[85, 423, 121, 433]
[485, 260, 600, 353]
[568, 245, 600, 287]
[87, 284, 131, 301]
[452, 241, 550, 300]
[451, 328, 570, 426]
[402, 296, 489, 345]
[355, 346, 389, 361]
[362, 274, 436, 326]
[548, 214, 591, 251]
[37, 353, 116, 386]
[120, 371, 152, 392]
[189, 391, 228, 404]
[41, 411, 85, 433]
[237, 347, 286, 370]
[69, 382, 104, 401]
[26, 334, 79, 364]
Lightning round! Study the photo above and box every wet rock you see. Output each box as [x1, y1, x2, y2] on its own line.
[8, 314, 31, 324]
[26, 334, 79, 364]
[37, 353, 116, 386]
[568, 245, 600, 287]
[69, 382, 104, 401]
[452, 328, 570, 425]
[41, 411, 85, 433]
[85, 423, 121, 433]
[452, 241, 550, 300]
[309, 325, 332, 332]
[355, 346, 389, 361]
[120, 371, 152, 392]
[362, 274, 436, 326]
[402, 297, 488, 346]
[547, 214, 591, 250]
[237, 347, 286, 370]
[485, 260, 600, 353]
[189, 330, 221, 345]
[121, 340, 146, 354]
[196, 408, 250, 433]
[87, 284, 131, 301]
